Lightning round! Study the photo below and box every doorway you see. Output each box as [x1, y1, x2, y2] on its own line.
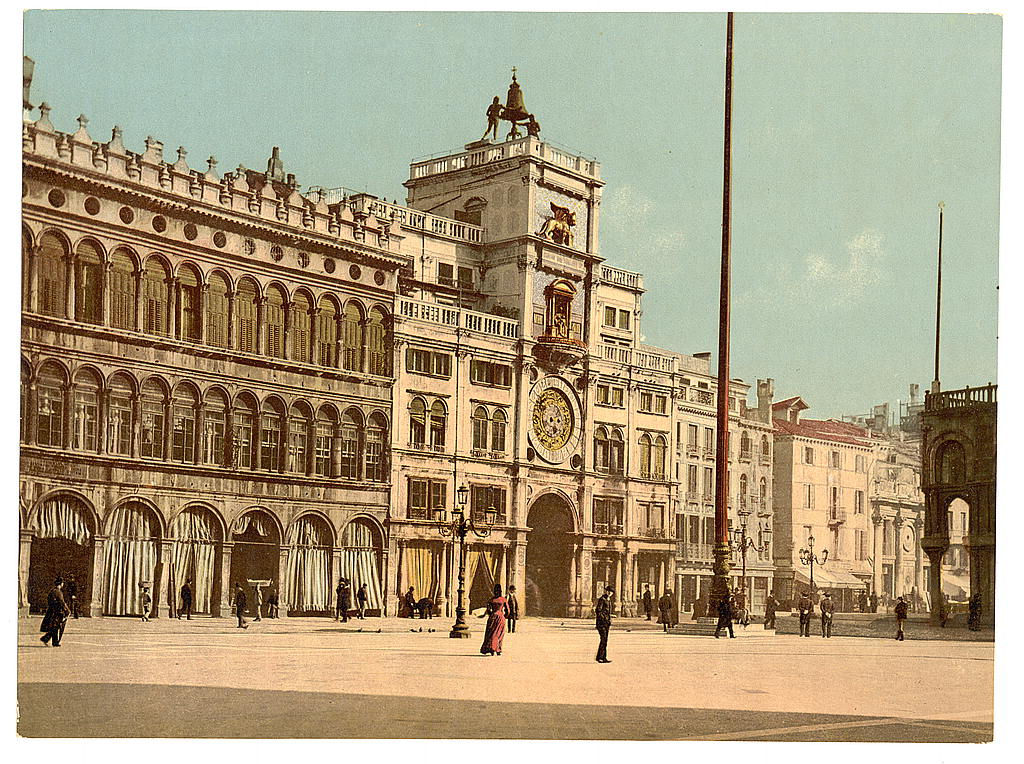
[525, 493, 575, 616]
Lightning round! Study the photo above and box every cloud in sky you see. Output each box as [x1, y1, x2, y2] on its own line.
[802, 230, 886, 305]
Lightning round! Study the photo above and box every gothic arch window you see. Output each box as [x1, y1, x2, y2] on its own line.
[365, 412, 388, 482]
[203, 388, 228, 466]
[171, 383, 199, 464]
[21, 229, 31, 310]
[429, 399, 447, 449]
[609, 428, 625, 475]
[342, 301, 364, 372]
[937, 440, 966, 485]
[639, 433, 653, 478]
[206, 272, 230, 348]
[72, 368, 101, 453]
[740, 431, 751, 457]
[36, 361, 66, 447]
[472, 406, 490, 451]
[107, 373, 134, 456]
[409, 397, 426, 446]
[759, 477, 768, 510]
[491, 409, 507, 453]
[316, 296, 339, 367]
[653, 435, 668, 479]
[761, 434, 770, 457]
[232, 394, 258, 469]
[74, 240, 104, 325]
[178, 264, 202, 342]
[235, 278, 259, 354]
[140, 378, 167, 459]
[288, 402, 312, 474]
[20, 359, 30, 443]
[265, 284, 286, 359]
[339, 409, 363, 479]
[260, 398, 284, 471]
[38, 232, 68, 318]
[366, 306, 390, 376]
[291, 292, 312, 363]
[594, 426, 609, 472]
[110, 249, 137, 330]
[314, 406, 338, 477]
[739, 473, 749, 506]
[142, 257, 170, 336]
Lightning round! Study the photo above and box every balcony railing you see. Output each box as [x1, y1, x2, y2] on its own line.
[410, 136, 601, 182]
[828, 507, 848, 525]
[685, 490, 700, 502]
[676, 542, 714, 562]
[305, 191, 484, 244]
[702, 447, 715, 459]
[759, 451, 771, 465]
[691, 389, 715, 406]
[925, 384, 997, 411]
[397, 297, 519, 339]
[600, 265, 643, 291]
[593, 523, 624, 536]
[738, 448, 752, 462]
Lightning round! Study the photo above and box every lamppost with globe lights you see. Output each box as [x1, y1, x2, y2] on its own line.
[799, 535, 828, 596]
[730, 508, 771, 615]
[434, 484, 497, 639]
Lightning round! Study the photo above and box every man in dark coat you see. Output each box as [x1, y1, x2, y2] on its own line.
[858, 590, 869, 613]
[642, 584, 653, 621]
[869, 591, 879, 613]
[714, 590, 735, 638]
[338, 580, 352, 622]
[894, 595, 908, 640]
[819, 591, 836, 638]
[40, 577, 70, 647]
[65, 575, 79, 619]
[506, 585, 520, 633]
[404, 586, 417, 618]
[233, 582, 248, 629]
[178, 580, 193, 620]
[335, 579, 346, 621]
[657, 590, 673, 632]
[763, 594, 778, 629]
[356, 583, 369, 619]
[595, 586, 613, 662]
[797, 591, 813, 637]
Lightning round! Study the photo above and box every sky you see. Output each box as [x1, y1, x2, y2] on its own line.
[21, 10, 1002, 420]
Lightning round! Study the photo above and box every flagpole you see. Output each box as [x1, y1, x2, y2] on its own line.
[931, 201, 944, 394]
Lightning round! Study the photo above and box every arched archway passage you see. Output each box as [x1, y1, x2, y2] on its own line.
[339, 519, 384, 615]
[171, 507, 224, 615]
[525, 494, 576, 617]
[28, 495, 95, 614]
[103, 501, 161, 616]
[229, 510, 281, 609]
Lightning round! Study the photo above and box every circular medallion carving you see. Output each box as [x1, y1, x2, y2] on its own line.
[213, 231, 227, 248]
[243, 238, 256, 256]
[527, 376, 583, 464]
[324, 258, 336, 274]
[297, 252, 309, 268]
[84, 197, 100, 215]
[349, 264, 362, 280]
[47, 189, 66, 208]
[183, 223, 198, 240]
[152, 215, 167, 233]
[270, 244, 283, 261]
[374, 270, 385, 286]
[119, 206, 135, 224]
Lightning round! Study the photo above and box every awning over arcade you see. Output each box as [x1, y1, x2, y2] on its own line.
[794, 568, 867, 590]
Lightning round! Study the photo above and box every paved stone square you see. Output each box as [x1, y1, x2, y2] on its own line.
[17, 615, 993, 741]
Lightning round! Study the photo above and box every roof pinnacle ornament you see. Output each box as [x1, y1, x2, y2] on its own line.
[479, 68, 539, 143]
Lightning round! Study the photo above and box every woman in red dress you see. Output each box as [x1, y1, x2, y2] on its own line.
[480, 584, 509, 656]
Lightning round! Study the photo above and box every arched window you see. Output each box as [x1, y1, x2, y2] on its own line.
[206, 272, 230, 347]
[544, 279, 575, 338]
[204, 389, 227, 466]
[21, 230, 31, 310]
[260, 399, 283, 471]
[653, 435, 668, 479]
[235, 278, 259, 353]
[342, 302, 364, 372]
[937, 441, 966, 485]
[72, 368, 101, 452]
[761, 434, 770, 458]
[429, 400, 447, 449]
[74, 240, 104, 325]
[409, 398, 426, 446]
[365, 413, 387, 482]
[288, 403, 310, 474]
[291, 293, 312, 363]
[594, 426, 609, 471]
[740, 431, 751, 458]
[491, 409, 507, 453]
[178, 265, 202, 342]
[142, 257, 170, 336]
[140, 379, 166, 459]
[38, 233, 68, 318]
[366, 306, 390, 375]
[265, 285, 286, 358]
[609, 429, 625, 475]
[171, 384, 198, 463]
[108, 373, 134, 456]
[472, 406, 489, 451]
[36, 361, 66, 447]
[232, 394, 257, 469]
[20, 360, 30, 442]
[317, 297, 338, 367]
[315, 406, 337, 477]
[759, 477, 768, 511]
[739, 473, 749, 507]
[639, 433, 652, 478]
[110, 249, 137, 330]
[340, 409, 362, 479]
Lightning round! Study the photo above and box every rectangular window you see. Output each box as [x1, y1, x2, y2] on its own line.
[654, 395, 668, 415]
[703, 467, 714, 499]
[235, 411, 253, 469]
[408, 478, 447, 520]
[829, 450, 841, 468]
[603, 306, 616, 326]
[110, 269, 134, 330]
[289, 422, 308, 474]
[458, 266, 474, 290]
[171, 409, 195, 464]
[618, 309, 630, 330]
[803, 446, 815, 465]
[639, 391, 653, 412]
[593, 498, 625, 535]
[406, 348, 452, 378]
[704, 428, 714, 454]
[855, 454, 865, 473]
[855, 490, 864, 514]
[611, 387, 624, 407]
[108, 395, 132, 456]
[470, 359, 512, 387]
[339, 421, 359, 479]
[687, 424, 698, 449]
[596, 384, 609, 405]
[805, 484, 814, 508]
[314, 422, 333, 476]
[260, 415, 280, 471]
[438, 262, 454, 286]
[471, 485, 507, 524]
[205, 410, 226, 466]
[687, 465, 698, 493]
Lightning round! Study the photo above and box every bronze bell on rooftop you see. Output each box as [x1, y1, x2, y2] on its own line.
[503, 72, 529, 124]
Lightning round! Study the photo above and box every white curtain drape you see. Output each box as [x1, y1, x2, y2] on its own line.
[234, 512, 270, 538]
[338, 521, 383, 610]
[285, 517, 330, 611]
[103, 504, 158, 615]
[35, 497, 92, 546]
[171, 508, 217, 613]
[405, 543, 440, 601]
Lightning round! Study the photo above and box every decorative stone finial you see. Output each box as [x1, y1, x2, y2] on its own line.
[38, 102, 50, 118]
[77, 114, 88, 129]
[207, 156, 217, 172]
[177, 146, 187, 162]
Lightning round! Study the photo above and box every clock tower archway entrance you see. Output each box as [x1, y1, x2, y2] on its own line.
[525, 493, 576, 617]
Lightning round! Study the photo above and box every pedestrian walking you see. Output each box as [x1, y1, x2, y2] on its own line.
[337, 579, 351, 622]
[894, 595, 908, 640]
[968, 593, 982, 631]
[267, 587, 279, 618]
[595, 586, 614, 662]
[178, 580, 193, 620]
[714, 591, 735, 638]
[253, 582, 263, 621]
[233, 582, 249, 629]
[869, 591, 879, 613]
[141, 586, 152, 622]
[40, 577, 70, 647]
[65, 575, 79, 619]
[657, 590, 673, 632]
[797, 591, 813, 637]
[763, 594, 778, 629]
[506, 584, 520, 633]
[356, 583, 368, 619]
[642, 584, 653, 621]
[820, 591, 835, 638]
[480, 584, 509, 656]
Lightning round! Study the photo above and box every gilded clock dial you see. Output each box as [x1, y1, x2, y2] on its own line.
[532, 389, 573, 451]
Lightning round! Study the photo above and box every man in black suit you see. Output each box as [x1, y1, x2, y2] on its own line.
[65, 575, 79, 619]
[178, 579, 193, 620]
[40, 577, 70, 647]
[642, 584, 653, 621]
[596, 586, 614, 663]
[714, 590, 735, 638]
[819, 591, 835, 638]
[506, 585, 520, 633]
[797, 590, 813, 637]
[763, 594, 778, 629]
[233, 582, 248, 629]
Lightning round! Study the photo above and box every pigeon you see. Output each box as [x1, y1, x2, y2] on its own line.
[410, 628, 417, 632]
[358, 628, 362, 633]
[419, 627, 423, 633]
[376, 628, 382, 633]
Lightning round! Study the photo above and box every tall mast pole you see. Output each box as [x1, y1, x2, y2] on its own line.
[931, 202, 944, 394]
[711, 11, 735, 613]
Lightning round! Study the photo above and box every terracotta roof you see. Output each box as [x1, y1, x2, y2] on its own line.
[773, 416, 877, 447]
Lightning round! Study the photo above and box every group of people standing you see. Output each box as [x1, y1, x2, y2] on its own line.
[796, 590, 838, 638]
[231, 581, 280, 628]
[640, 584, 680, 632]
[334, 578, 370, 622]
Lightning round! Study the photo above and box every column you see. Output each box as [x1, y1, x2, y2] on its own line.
[499, 546, 508, 591]
[197, 283, 208, 344]
[331, 422, 343, 478]
[276, 547, 290, 617]
[623, 548, 635, 616]
[169, 278, 180, 339]
[97, 389, 109, 454]
[397, 540, 408, 603]
[226, 289, 236, 348]
[927, 548, 945, 626]
[133, 269, 143, 332]
[89, 536, 107, 617]
[569, 552, 578, 615]
[64, 254, 75, 320]
[614, 554, 623, 615]
[19, 530, 34, 616]
[163, 396, 173, 461]
[130, 394, 141, 458]
[914, 518, 924, 607]
[255, 297, 266, 355]
[310, 308, 321, 366]
[224, 404, 236, 469]
[380, 546, 390, 617]
[62, 383, 74, 450]
[101, 261, 112, 326]
[658, 557, 667, 597]
[219, 542, 234, 618]
[579, 547, 592, 617]
[282, 301, 293, 361]
[871, 515, 883, 596]
[25, 382, 37, 447]
[331, 547, 343, 612]
[27, 246, 39, 313]
[893, 513, 904, 598]
[155, 539, 174, 618]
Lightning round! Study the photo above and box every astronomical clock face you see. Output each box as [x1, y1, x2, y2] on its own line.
[528, 377, 583, 464]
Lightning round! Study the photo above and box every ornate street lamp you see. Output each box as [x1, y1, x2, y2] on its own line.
[799, 535, 828, 594]
[435, 484, 496, 638]
[730, 509, 771, 613]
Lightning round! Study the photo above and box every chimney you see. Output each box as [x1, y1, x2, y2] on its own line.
[909, 383, 920, 406]
[756, 378, 774, 423]
[267, 146, 285, 182]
